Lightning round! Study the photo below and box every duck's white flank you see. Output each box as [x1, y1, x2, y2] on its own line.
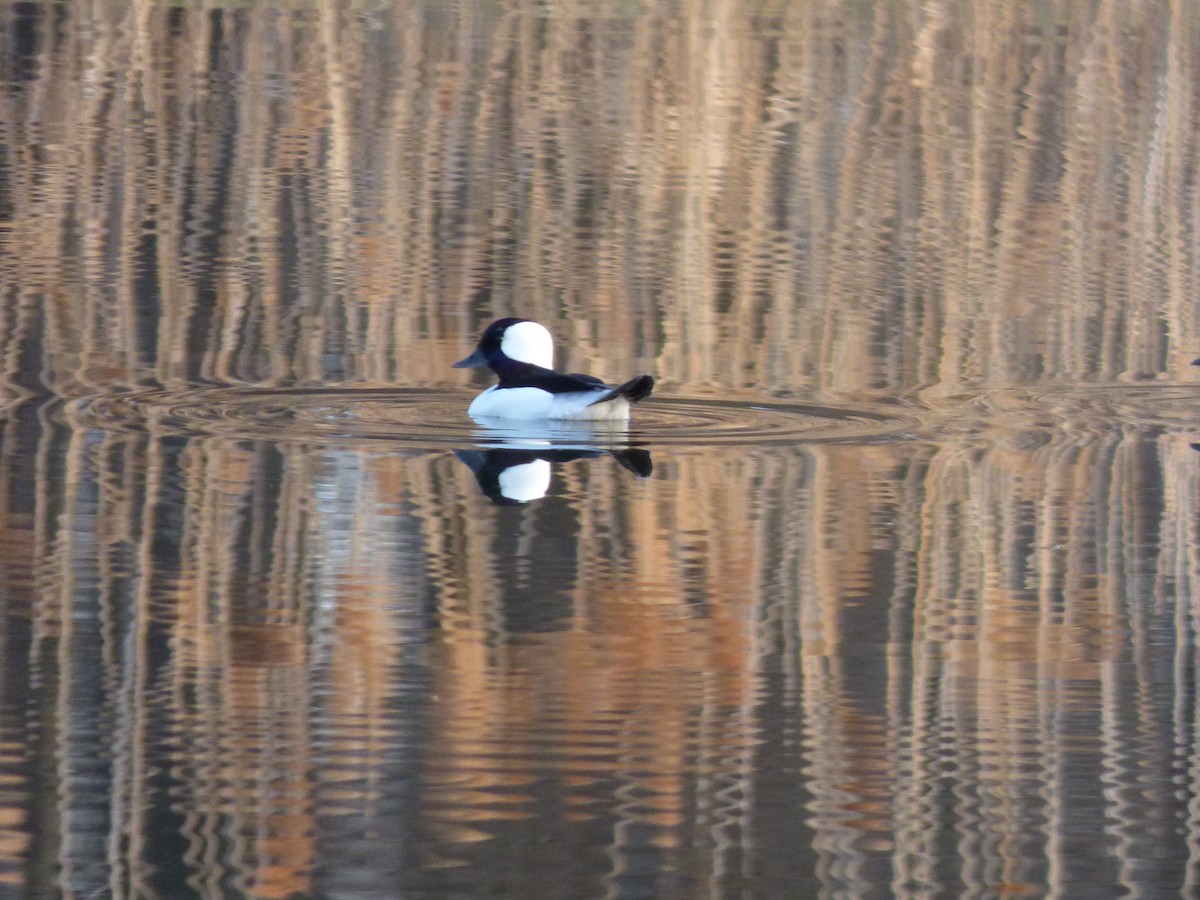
[467, 385, 633, 420]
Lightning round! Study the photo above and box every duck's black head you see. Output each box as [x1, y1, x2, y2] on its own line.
[453, 318, 552, 370]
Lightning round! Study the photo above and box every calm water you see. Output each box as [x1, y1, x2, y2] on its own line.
[2, 1, 1200, 897]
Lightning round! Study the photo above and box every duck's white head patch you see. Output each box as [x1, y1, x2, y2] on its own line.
[501, 321, 554, 369]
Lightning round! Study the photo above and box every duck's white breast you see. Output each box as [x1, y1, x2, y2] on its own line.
[468, 386, 555, 419]
[467, 386, 629, 420]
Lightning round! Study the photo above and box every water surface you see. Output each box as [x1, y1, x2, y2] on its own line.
[2, 1, 1200, 898]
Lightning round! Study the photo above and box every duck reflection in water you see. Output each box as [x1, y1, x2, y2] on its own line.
[455, 446, 652, 504]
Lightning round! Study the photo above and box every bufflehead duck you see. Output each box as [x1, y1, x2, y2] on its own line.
[453, 318, 654, 420]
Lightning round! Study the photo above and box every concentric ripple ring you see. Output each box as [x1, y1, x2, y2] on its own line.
[64, 386, 919, 448]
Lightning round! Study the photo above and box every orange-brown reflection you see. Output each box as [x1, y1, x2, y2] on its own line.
[0, 1, 1198, 399]
[0, 0, 1199, 896]
[0, 401, 1194, 895]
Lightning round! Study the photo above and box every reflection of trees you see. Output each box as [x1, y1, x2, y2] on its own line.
[0, 1, 1196, 398]
[0, 400, 1194, 894]
[0, 0, 1197, 895]
[0, 403, 768, 894]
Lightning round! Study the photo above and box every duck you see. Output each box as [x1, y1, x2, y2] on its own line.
[452, 318, 654, 420]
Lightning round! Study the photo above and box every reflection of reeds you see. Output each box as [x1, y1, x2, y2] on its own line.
[1, 0, 1199, 895]
[14, 410, 770, 892]
[2, 399, 1195, 894]
[1, 1, 1198, 396]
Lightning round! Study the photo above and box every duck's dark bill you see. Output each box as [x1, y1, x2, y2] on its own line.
[453, 348, 487, 368]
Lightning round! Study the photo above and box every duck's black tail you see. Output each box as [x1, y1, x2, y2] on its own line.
[595, 374, 654, 406]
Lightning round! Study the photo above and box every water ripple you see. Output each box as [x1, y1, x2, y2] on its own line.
[61, 382, 1200, 452]
[932, 383, 1200, 434]
[64, 387, 916, 448]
